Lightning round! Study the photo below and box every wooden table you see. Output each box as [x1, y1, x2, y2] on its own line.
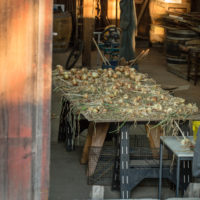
[58, 97, 200, 199]
[54, 80, 200, 199]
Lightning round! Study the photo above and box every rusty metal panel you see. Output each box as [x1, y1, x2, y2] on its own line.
[0, 0, 52, 200]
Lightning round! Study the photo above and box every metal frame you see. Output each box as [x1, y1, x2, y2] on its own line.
[119, 123, 174, 199]
[120, 124, 131, 199]
[159, 138, 193, 199]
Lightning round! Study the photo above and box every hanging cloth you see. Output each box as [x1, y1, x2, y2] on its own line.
[119, 0, 137, 61]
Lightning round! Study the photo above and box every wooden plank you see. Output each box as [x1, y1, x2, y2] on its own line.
[82, 0, 95, 67]
[0, 0, 52, 199]
[137, 0, 149, 26]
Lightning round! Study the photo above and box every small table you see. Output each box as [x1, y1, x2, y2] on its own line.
[158, 136, 194, 199]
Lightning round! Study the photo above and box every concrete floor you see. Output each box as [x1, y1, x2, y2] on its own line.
[50, 46, 200, 200]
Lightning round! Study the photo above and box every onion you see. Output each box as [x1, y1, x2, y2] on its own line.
[108, 70, 113, 77]
[135, 96, 142, 102]
[124, 66, 130, 70]
[72, 79, 78, 86]
[63, 72, 70, 80]
[70, 68, 77, 74]
[130, 68, 136, 72]
[135, 74, 142, 82]
[81, 74, 88, 80]
[81, 67, 88, 73]
[116, 71, 122, 76]
[124, 70, 130, 77]
[112, 73, 118, 79]
[75, 74, 81, 79]
[153, 104, 162, 111]
[123, 94, 129, 99]
[83, 93, 88, 99]
[127, 83, 132, 89]
[151, 96, 158, 102]
[118, 98, 124, 104]
[102, 109, 107, 113]
[130, 73, 135, 80]
[56, 65, 64, 75]
[116, 82, 122, 87]
[87, 71, 92, 77]
[92, 72, 99, 78]
[104, 97, 112, 104]
[115, 66, 120, 71]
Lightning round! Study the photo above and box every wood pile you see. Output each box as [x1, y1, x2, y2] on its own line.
[162, 11, 200, 34]
[162, 12, 200, 80]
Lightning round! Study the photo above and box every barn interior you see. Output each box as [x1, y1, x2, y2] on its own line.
[50, 0, 200, 199]
[1, 0, 200, 200]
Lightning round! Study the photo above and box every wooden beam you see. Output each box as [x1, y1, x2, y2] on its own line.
[0, 0, 52, 199]
[137, 0, 149, 26]
[82, 0, 95, 68]
[107, 0, 120, 25]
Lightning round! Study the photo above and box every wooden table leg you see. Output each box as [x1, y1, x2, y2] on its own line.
[146, 125, 163, 158]
[87, 123, 110, 176]
[81, 122, 94, 164]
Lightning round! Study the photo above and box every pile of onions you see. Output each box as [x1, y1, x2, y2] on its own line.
[54, 65, 198, 118]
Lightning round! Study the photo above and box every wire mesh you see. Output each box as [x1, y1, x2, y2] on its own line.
[88, 143, 116, 186]
[130, 135, 172, 167]
[88, 134, 172, 185]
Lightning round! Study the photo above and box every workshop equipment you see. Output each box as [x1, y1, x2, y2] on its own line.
[92, 38, 111, 66]
[101, 25, 120, 45]
[98, 25, 120, 63]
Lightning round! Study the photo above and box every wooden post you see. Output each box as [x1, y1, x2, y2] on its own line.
[0, 0, 52, 200]
[100, 0, 108, 26]
[107, 0, 120, 25]
[82, 0, 95, 68]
